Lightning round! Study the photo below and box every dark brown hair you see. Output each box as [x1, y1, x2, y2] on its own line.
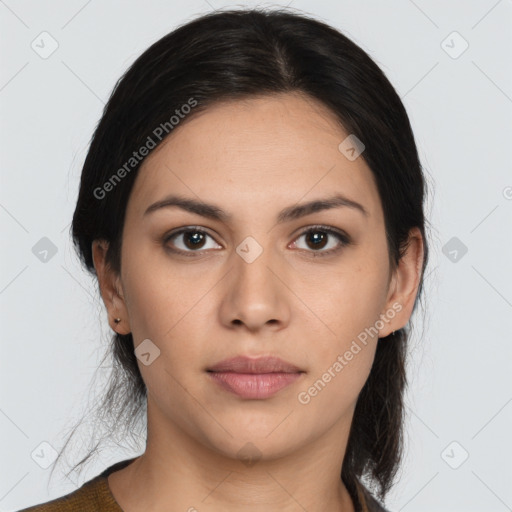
[56, 7, 430, 507]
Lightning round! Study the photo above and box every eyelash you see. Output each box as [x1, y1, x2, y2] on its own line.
[162, 225, 351, 258]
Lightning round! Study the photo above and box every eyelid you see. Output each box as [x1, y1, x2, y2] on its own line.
[162, 225, 221, 257]
[162, 224, 351, 256]
[294, 224, 350, 241]
[291, 224, 351, 257]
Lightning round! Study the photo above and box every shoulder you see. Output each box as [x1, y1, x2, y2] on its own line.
[16, 475, 118, 512]
[16, 458, 138, 512]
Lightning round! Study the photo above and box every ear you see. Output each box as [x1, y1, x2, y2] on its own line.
[91, 239, 131, 335]
[378, 227, 424, 337]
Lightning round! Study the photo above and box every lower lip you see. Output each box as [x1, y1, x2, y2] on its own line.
[208, 371, 303, 399]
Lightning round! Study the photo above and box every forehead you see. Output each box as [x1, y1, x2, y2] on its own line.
[128, 92, 382, 222]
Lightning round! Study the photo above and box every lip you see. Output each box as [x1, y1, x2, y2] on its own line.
[207, 356, 304, 399]
[207, 355, 303, 373]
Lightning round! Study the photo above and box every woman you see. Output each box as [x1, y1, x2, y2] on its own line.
[20, 7, 429, 512]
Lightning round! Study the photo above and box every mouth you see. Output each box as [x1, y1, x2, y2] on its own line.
[206, 356, 305, 399]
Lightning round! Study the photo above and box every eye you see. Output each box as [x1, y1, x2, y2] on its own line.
[290, 225, 350, 257]
[163, 227, 221, 256]
[163, 224, 351, 258]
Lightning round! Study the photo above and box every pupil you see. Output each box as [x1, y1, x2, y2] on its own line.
[308, 231, 327, 249]
[186, 231, 205, 249]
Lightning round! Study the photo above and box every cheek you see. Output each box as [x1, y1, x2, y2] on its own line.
[294, 266, 385, 415]
[120, 240, 217, 381]
[308, 260, 389, 343]
[120, 238, 206, 336]
[294, 258, 389, 409]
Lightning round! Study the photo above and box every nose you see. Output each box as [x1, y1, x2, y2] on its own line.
[218, 242, 291, 333]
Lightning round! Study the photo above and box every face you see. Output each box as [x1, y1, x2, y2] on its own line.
[94, 92, 420, 464]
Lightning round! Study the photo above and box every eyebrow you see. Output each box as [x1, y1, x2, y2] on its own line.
[143, 193, 369, 223]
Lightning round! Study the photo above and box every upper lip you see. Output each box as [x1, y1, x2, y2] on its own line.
[207, 356, 303, 374]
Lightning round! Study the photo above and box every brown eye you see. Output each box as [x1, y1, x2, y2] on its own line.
[304, 231, 328, 250]
[181, 230, 207, 250]
[164, 227, 222, 255]
[292, 226, 350, 256]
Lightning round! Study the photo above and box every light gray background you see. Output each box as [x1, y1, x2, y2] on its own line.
[1, 1, 511, 511]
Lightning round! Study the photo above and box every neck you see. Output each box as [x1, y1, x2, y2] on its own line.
[107, 401, 357, 512]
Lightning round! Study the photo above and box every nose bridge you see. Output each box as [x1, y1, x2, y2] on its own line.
[233, 234, 279, 296]
[221, 234, 289, 329]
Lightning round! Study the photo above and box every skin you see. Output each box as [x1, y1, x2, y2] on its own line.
[92, 91, 424, 512]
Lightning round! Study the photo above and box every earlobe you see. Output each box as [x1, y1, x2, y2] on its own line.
[379, 227, 424, 338]
[91, 239, 131, 335]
